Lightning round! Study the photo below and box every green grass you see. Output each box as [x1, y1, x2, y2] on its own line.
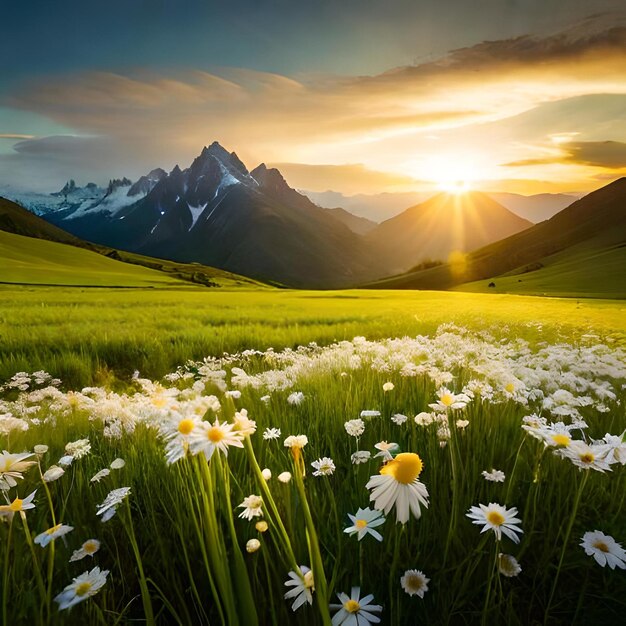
[1, 287, 626, 387]
[456, 239, 626, 298]
[0, 230, 261, 289]
[0, 230, 190, 287]
[2, 319, 625, 625]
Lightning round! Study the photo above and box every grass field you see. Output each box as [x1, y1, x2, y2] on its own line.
[1, 287, 626, 625]
[1, 286, 625, 386]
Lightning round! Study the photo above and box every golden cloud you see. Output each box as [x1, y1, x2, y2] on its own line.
[3, 16, 626, 193]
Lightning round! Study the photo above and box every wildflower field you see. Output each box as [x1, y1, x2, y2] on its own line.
[1, 286, 626, 625]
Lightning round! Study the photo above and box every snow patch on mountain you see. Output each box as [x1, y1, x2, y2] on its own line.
[187, 202, 208, 231]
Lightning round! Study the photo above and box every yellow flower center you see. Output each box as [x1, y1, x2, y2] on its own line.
[178, 419, 195, 435]
[344, 599, 360, 613]
[9, 498, 23, 512]
[405, 574, 424, 592]
[207, 426, 224, 443]
[380, 452, 423, 484]
[440, 394, 454, 406]
[580, 452, 594, 464]
[46, 524, 62, 535]
[151, 395, 167, 408]
[355, 519, 368, 529]
[593, 540, 609, 553]
[84, 541, 98, 554]
[303, 570, 314, 589]
[487, 511, 505, 526]
[505, 383, 515, 394]
[75, 582, 92, 596]
[551, 434, 570, 446]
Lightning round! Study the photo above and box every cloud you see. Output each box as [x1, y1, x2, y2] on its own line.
[504, 141, 626, 168]
[0, 133, 35, 140]
[267, 163, 425, 194]
[2, 13, 626, 192]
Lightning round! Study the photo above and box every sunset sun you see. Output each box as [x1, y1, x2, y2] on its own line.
[419, 156, 479, 194]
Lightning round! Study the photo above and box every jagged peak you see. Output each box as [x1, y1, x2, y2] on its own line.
[106, 177, 132, 195]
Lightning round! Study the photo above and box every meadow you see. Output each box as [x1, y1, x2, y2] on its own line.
[1, 287, 626, 625]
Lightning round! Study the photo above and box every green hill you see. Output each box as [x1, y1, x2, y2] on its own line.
[368, 178, 626, 297]
[0, 196, 264, 288]
[0, 229, 190, 287]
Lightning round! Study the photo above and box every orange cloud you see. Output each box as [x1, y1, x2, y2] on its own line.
[3, 15, 626, 193]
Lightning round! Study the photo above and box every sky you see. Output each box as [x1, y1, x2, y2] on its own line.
[1, 0, 625, 194]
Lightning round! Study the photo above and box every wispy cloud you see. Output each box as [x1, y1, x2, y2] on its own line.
[505, 141, 626, 168]
[2, 14, 625, 192]
[0, 133, 35, 139]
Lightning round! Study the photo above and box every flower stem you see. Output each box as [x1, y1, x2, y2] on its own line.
[3, 518, 13, 626]
[544, 471, 589, 625]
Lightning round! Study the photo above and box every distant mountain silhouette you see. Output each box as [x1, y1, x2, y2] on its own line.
[367, 191, 532, 274]
[369, 178, 626, 291]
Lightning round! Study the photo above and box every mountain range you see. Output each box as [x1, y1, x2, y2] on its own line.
[3, 142, 541, 287]
[369, 177, 626, 297]
[304, 189, 578, 223]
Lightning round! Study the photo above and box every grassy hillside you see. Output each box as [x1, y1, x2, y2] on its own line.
[456, 237, 626, 297]
[0, 230, 192, 287]
[369, 178, 626, 295]
[0, 195, 85, 245]
[1, 195, 264, 288]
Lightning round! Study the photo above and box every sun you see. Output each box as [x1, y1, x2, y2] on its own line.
[418, 155, 480, 194]
[439, 179, 472, 194]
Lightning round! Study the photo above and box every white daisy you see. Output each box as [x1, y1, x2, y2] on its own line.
[34, 523, 74, 547]
[263, 427, 281, 440]
[69, 539, 101, 562]
[366, 453, 429, 524]
[96, 487, 131, 522]
[0, 489, 36, 518]
[311, 457, 336, 477]
[64, 439, 91, 459]
[498, 553, 522, 577]
[110, 458, 125, 470]
[382, 382, 395, 392]
[330, 587, 382, 625]
[284, 566, 314, 611]
[429, 387, 471, 411]
[482, 469, 506, 483]
[0, 451, 37, 490]
[278, 471, 292, 483]
[160, 415, 202, 464]
[580, 530, 626, 569]
[391, 414, 408, 426]
[287, 392, 305, 405]
[233, 409, 256, 436]
[54, 566, 109, 610]
[351, 451, 371, 465]
[43, 465, 65, 483]
[557, 441, 612, 473]
[373, 441, 399, 461]
[90, 468, 110, 483]
[400, 570, 429, 597]
[345, 419, 365, 438]
[238, 495, 263, 521]
[188, 419, 244, 461]
[466, 502, 523, 543]
[344, 507, 385, 542]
